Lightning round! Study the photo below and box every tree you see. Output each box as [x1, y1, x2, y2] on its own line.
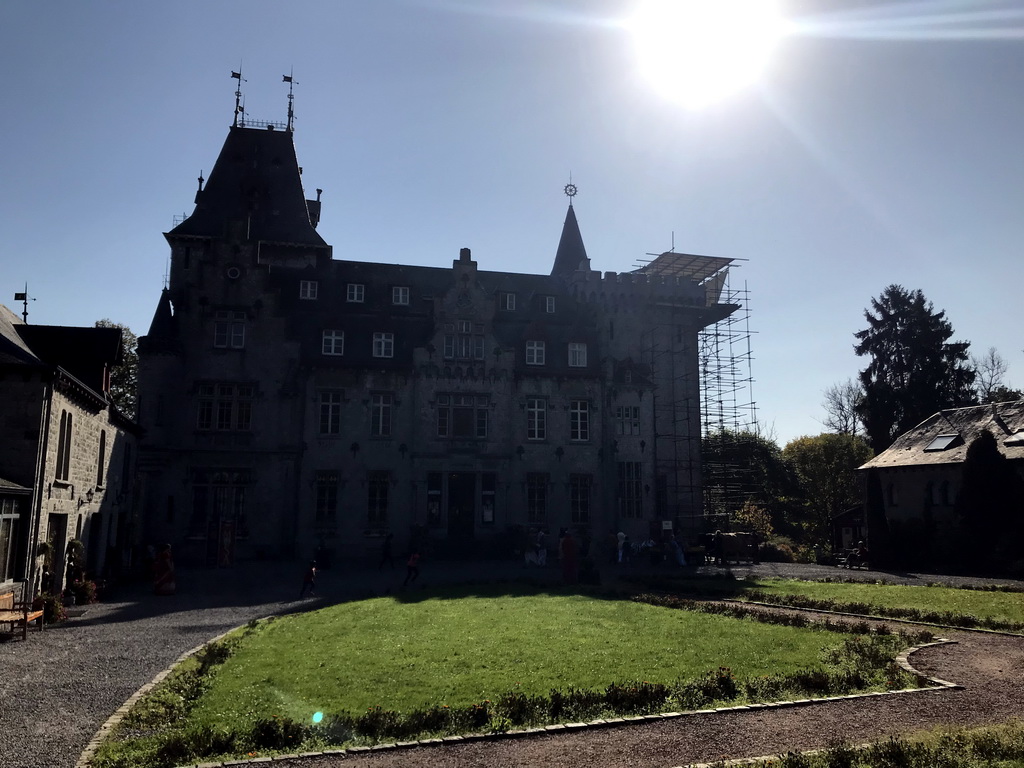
[702, 429, 799, 535]
[96, 319, 138, 419]
[782, 433, 873, 546]
[854, 285, 975, 451]
[971, 347, 1008, 402]
[821, 378, 863, 436]
[984, 385, 1024, 404]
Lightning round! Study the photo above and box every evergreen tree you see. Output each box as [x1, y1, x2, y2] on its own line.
[854, 285, 975, 451]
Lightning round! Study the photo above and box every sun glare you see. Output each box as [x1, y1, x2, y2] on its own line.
[628, 0, 785, 109]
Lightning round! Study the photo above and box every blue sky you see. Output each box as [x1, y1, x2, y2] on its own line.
[2, 0, 1022, 446]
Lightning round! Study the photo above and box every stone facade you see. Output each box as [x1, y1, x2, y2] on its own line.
[0, 306, 137, 594]
[138, 123, 737, 565]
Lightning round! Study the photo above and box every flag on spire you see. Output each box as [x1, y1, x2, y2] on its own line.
[282, 74, 293, 83]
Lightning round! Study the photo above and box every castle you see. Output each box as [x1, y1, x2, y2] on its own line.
[137, 109, 739, 565]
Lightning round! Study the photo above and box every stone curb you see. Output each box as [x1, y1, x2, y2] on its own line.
[149, 637, 958, 768]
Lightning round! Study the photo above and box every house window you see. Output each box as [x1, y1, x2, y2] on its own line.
[197, 384, 253, 431]
[371, 393, 393, 437]
[367, 470, 389, 525]
[570, 400, 589, 441]
[545, 296, 555, 313]
[322, 330, 344, 356]
[570, 474, 591, 524]
[392, 286, 410, 305]
[96, 430, 107, 488]
[437, 394, 489, 438]
[213, 311, 246, 349]
[615, 406, 640, 436]
[526, 473, 547, 524]
[887, 483, 899, 507]
[618, 461, 643, 518]
[372, 332, 394, 358]
[502, 292, 516, 311]
[941, 480, 952, 506]
[527, 398, 546, 440]
[347, 284, 365, 303]
[443, 321, 484, 360]
[55, 410, 73, 481]
[319, 391, 343, 435]
[300, 280, 318, 300]
[525, 340, 545, 366]
[0, 498, 23, 582]
[568, 342, 587, 368]
[315, 471, 338, 526]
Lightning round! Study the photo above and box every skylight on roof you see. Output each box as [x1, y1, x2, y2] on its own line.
[1005, 431, 1024, 447]
[924, 434, 960, 452]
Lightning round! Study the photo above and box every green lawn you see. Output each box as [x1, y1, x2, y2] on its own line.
[747, 579, 1024, 624]
[641, 574, 1024, 627]
[190, 586, 845, 725]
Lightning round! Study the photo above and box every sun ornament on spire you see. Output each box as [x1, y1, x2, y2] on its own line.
[564, 182, 577, 199]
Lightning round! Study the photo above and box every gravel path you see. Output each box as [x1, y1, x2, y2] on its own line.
[2, 559, 1022, 768]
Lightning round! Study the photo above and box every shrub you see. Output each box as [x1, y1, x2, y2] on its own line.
[32, 592, 66, 623]
[759, 540, 796, 563]
[248, 716, 306, 750]
[605, 680, 670, 714]
[68, 579, 98, 605]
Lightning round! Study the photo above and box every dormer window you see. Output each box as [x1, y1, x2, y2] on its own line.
[392, 286, 410, 305]
[502, 292, 516, 311]
[299, 280, 318, 300]
[347, 284, 365, 303]
[545, 296, 555, 313]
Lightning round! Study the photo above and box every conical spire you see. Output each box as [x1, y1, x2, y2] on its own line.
[139, 289, 180, 354]
[551, 202, 590, 277]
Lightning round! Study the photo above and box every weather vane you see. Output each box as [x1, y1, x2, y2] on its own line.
[283, 70, 298, 132]
[13, 283, 35, 323]
[563, 172, 577, 201]
[231, 67, 246, 127]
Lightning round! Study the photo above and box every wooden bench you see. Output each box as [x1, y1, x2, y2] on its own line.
[0, 589, 44, 641]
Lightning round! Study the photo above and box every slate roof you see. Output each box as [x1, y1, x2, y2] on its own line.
[0, 304, 41, 367]
[860, 400, 1024, 470]
[15, 325, 121, 396]
[169, 125, 327, 248]
[0, 476, 31, 494]
[550, 203, 590, 277]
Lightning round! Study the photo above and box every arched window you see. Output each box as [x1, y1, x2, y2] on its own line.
[55, 410, 73, 481]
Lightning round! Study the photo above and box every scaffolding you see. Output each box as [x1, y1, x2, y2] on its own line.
[635, 254, 758, 535]
[699, 273, 760, 525]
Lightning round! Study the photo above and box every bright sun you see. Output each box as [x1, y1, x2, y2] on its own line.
[628, 0, 784, 109]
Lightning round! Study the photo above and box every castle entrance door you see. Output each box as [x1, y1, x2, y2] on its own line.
[446, 472, 475, 541]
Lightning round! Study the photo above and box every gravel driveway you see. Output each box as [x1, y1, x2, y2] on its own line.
[1, 559, 1022, 768]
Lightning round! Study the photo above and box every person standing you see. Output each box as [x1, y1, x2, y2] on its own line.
[299, 560, 317, 598]
[403, 550, 421, 587]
